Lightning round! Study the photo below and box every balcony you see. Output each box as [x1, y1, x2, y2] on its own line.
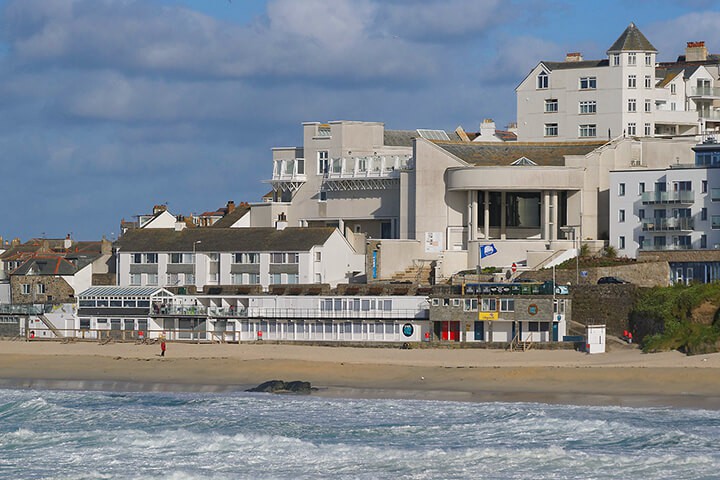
[322, 155, 412, 191]
[268, 158, 307, 193]
[208, 306, 248, 318]
[688, 86, 720, 99]
[641, 217, 694, 232]
[700, 110, 720, 122]
[640, 240, 692, 251]
[151, 305, 208, 316]
[641, 190, 694, 205]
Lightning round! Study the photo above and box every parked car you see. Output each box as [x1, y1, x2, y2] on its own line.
[597, 276, 629, 284]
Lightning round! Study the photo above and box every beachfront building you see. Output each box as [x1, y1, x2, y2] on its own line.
[610, 134, 720, 284]
[115, 226, 365, 291]
[429, 283, 570, 343]
[72, 285, 430, 343]
[516, 23, 720, 142]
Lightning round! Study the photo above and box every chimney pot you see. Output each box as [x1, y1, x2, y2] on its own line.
[565, 52, 583, 62]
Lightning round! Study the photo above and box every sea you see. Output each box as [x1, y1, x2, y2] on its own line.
[1, 388, 719, 480]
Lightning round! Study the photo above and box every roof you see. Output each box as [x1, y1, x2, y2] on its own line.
[78, 286, 171, 297]
[655, 68, 683, 88]
[115, 227, 337, 253]
[542, 59, 609, 71]
[607, 23, 657, 53]
[430, 141, 605, 166]
[211, 204, 251, 228]
[384, 129, 461, 147]
[669, 54, 720, 65]
[12, 257, 79, 276]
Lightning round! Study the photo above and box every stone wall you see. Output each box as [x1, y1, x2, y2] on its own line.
[0, 318, 21, 338]
[10, 276, 75, 304]
[519, 261, 670, 287]
[570, 285, 638, 336]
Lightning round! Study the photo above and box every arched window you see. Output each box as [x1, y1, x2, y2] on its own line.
[537, 70, 548, 89]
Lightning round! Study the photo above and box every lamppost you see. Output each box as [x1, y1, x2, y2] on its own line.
[193, 240, 202, 292]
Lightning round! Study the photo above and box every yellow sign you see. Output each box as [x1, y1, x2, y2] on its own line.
[478, 311, 499, 321]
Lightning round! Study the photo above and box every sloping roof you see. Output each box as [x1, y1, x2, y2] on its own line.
[607, 23, 656, 53]
[670, 54, 720, 64]
[384, 129, 461, 147]
[431, 141, 605, 166]
[12, 257, 78, 276]
[115, 227, 336, 253]
[655, 68, 683, 88]
[542, 59, 609, 71]
[78, 286, 171, 297]
[211, 205, 251, 228]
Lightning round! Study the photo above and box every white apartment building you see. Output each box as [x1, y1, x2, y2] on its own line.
[517, 23, 720, 142]
[115, 227, 365, 290]
[610, 136, 720, 282]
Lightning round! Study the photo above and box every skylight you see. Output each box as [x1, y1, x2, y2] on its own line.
[417, 129, 450, 141]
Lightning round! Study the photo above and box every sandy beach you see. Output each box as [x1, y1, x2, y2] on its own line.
[1, 340, 719, 409]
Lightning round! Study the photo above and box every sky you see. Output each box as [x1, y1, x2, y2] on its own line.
[2, 0, 720, 242]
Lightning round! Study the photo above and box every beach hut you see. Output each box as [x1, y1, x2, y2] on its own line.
[586, 324, 606, 354]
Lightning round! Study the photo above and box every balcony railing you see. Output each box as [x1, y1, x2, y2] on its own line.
[640, 240, 692, 251]
[247, 307, 429, 320]
[641, 217, 694, 232]
[325, 155, 412, 180]
[689, 86, 720, 98]
[700, 110, 720, 121]
[271, 158, 307, 182]
[641, 190, 694, 204]
[208, 306, 248, 318]
[151, 305, 208, 316]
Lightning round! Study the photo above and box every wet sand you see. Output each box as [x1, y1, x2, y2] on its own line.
[1, 341, 719, 409]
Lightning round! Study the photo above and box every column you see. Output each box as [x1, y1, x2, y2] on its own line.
[542, 191, 550, 240]
[550, 191, 558, 241]
[500, 191, 507, 240]
[484, 191, 490, 240]
[469, 191, 478, 241]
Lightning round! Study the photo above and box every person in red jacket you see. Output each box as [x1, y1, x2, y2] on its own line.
[160, 339, 166, 357]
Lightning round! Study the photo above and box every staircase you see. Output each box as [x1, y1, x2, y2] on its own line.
[389, 261, 433, 284]
[37, 314, 64, 338]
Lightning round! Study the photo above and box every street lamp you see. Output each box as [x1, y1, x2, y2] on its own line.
[193, 240, 202, 291]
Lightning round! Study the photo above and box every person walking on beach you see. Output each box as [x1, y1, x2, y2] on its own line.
[160, 338, 166, 357]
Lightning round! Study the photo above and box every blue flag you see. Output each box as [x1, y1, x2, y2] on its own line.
[480, 243, 497, 259]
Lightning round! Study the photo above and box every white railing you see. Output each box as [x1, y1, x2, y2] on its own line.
[325, 155, 412, 180]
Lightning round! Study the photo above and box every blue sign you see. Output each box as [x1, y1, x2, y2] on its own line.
[581, 271, 588, 277]
[479, 243, 497, 259]
[402, 324, 414, 337]
[372, 250, 378, 279]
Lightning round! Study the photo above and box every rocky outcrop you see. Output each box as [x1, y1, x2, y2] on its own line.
[246, 380, 316, 395]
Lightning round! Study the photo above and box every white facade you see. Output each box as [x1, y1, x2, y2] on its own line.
[517, 24, 719, 142]
[586, 325, 606, 354]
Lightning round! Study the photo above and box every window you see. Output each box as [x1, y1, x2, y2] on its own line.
[619, 236, 625, 249]
[618, 183, 626, 196]
[701, 235, 707, 249]
[644, 123, 651, 136]
[131, 253, 142, 264]
[644, 75, 652, 89]
[579, 76, 596, 89]
[639, 182, 645, 194]
[315, 273, 322, 283]
[612, 54, 620, 66]
[130, 274, 141, 285]
[628, 52, 636, 65]
[627, 123, 636, 136]
[34, 283, 45, 294]
[619, 209, 625, 222]
[296, 159, 305, 175]
[711, 188, 720, 201]
[638, 209, 645, 220]
[628, 99, 636, 112]
[544, 123, 558, 137]
[579, 124, 596, 138]
[579, 100, 596, 114]
[639, 235, 645, 248]
[671, 102, 676, 111]
[537, 70, 548, 89]
[319, 190, 327, 202]
[463, 299, 478, 311]
[287, 274, 299, 284]
[170, 253, 194, 264]
[702, 208, 708, 221]
[185, 273, 195, 285]
[270, 273, 282, 284]
[670, 83, 676, 95]
[481, 298, 497, 311]
[144, 253, 158, 264]
[544, 99, 558, 113]
[645, 53, 652, 66]
[713, 216, 720, 229]
[21, 284, 30, 295]
[500, 298, 515, 312]
[315, 251, 322, 262]
[644, 99, 651, 113]
[233, 253, 259, 264]
[702, 180, 708, 193]
[628, 75, 636, 88]
[146, 273, 158, 286]
[317, 151, 329, 175]
[270, 253, 299, 264]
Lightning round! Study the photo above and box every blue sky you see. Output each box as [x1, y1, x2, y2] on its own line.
[1, 0, 719, 242]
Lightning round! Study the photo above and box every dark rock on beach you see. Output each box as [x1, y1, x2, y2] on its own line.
[246, 380, 316, 395]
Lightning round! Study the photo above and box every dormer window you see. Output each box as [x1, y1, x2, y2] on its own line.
[537, 71, 548, 89]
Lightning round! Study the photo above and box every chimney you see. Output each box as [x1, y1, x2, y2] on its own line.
[153, 204, 167, 215]
[101, 237, 112, 256]
[174, 215, 186, 231]
[64, 234, 72, 250]
[565, 52, 583, 62]
[275, 212, 288, 231]
[455, 126, 470, 142]
[480, 118, 496, 138]
[686, 41, 707, 62]
[226, 200, 235, 214]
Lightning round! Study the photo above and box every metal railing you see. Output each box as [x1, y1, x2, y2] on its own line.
[640, 241, 692, 251]
[247, 308, 429, 319]
[641, 190, 694, 204]
[689, 86, 720, 98]
[641, 217, 694, 232]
